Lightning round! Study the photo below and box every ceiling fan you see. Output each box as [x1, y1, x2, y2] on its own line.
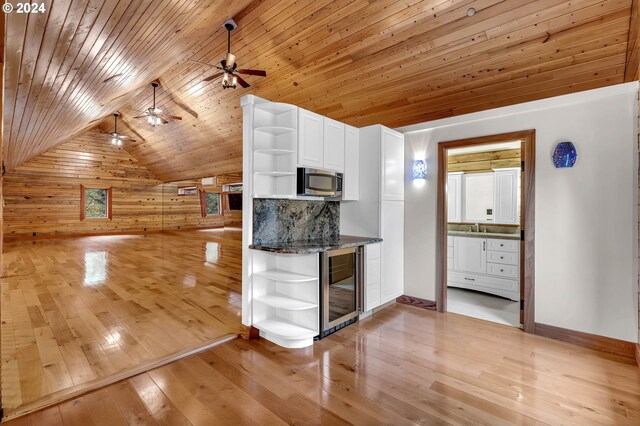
[103, 113, 133, 146]
[134, 82, 183, 126]
[196, 19, 267, 89]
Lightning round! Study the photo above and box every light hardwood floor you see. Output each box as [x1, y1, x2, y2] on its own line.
[5, 303, 640, 425]
[1, 229, 242, 417]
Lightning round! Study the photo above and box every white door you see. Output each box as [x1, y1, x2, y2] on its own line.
[447, 172, 463, 223]
[453, 237, 486, 274]
[298, 108, 324, 168]
[343, 125, 359, 200]
[463, 172, 494, 223]
[323, 118, 345, 172]
[380, 201, 404, 303]
[494, 168, 519, 224]
[381, 127, 404, 201]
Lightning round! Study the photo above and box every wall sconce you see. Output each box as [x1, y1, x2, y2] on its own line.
[412, 160, 427, 180]
[552, 141, 577, 168]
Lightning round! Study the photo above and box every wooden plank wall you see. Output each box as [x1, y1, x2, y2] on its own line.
[447, 148, 521, 173]
[2, 132, 241, 238]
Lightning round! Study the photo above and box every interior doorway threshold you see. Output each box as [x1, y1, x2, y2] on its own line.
[1, 333, 238, 422]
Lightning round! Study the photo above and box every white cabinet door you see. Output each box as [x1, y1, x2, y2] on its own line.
[364, 243, 381, 311]
[494, 168, 519, 224]
[323, 117, 345, 172]
[453, 237, 486, 274]
[463, 172, 494, 223]
[381, 127, 404, 201]
[381, 201, 404, 303]
[447, 172, 463, 223]
[298, 108, 324, 168]
[343, 125, 359, 200]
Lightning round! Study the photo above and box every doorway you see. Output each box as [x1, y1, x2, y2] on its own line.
[436, 130, 535, 332]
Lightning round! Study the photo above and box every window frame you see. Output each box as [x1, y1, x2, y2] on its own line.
[81, 185, 113, 221]
[200, 190, 223, 218]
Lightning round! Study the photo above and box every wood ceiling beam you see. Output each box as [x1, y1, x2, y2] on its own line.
[625, 0, 639, 81]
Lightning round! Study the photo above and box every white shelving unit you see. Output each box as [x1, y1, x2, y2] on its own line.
[251, 250, 320, 348]
[251, 103, 298, 199]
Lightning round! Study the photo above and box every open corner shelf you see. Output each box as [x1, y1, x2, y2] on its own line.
[253, 269, 317, 282]
[254, 102, 297, 114]
[254, 294, 318, 310]
[254, 318, 317, 340]
[254, 126, 296, 136]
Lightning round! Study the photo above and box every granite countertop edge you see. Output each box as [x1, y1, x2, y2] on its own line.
[448, 231, 520, 240]
[249, 235, 382, 254]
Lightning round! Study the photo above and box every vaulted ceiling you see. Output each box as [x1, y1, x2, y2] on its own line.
[4, 0, 639, 182]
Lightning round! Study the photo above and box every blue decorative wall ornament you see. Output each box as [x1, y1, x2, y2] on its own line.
[412, 160, 427, 180]
[552, 141, 577, 168]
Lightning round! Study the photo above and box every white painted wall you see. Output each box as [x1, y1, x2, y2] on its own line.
[398, 83, 639, 343]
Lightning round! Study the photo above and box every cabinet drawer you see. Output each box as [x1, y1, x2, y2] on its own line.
[366, 258, 381, 286]
[366, 243, 381, 260]
[365, 282, 381, 312]
[487, 262, 519, 279]
[486, 238, 519, 252]
[486, 250, 519, 265]
[448, 271, 518, 293]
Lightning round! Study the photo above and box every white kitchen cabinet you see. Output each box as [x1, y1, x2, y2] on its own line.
[364, 243, 381, 311]
[323, 117, 345, 172]
[494, 168, 519, 224]
[298, 108, 324, 169]
[453, 236, 486, 274]
[381, 127, 404, 201]
[447, 172, 463, 223]
[380, 201, 404, 304]
[342, 125, 359, 200]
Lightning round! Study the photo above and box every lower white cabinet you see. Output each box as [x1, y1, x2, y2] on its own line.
[448, 236, 519, 301]
[380, 201, 404, 304]
[364, 243, 381, 311]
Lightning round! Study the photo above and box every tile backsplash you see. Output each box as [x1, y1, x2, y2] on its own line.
[253, 198, 339, 245]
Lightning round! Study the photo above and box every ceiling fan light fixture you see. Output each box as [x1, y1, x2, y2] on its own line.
[111, 138, 118, 145]
[231, 75, 238, 88]
[225, 52, 236, 68]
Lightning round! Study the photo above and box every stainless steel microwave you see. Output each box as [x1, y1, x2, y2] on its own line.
[297, 167, 343, 198]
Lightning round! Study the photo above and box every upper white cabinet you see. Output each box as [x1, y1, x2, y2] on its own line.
[453, 236, 486, 274]
[298, 108, 324, 169]
[323, 118, 345, 172]
[463, 172, 494, 223]
[493, 168, 519, 224]
[447, 172, 463, 223]
[381, 127, 404, 201]
[343, 125, 359, 200]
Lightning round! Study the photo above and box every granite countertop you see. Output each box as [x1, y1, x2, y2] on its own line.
[448, 230, 520, 240]
[249, 235, 382, 254]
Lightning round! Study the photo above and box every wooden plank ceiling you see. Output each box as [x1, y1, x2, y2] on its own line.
[4, 0, 638, 182]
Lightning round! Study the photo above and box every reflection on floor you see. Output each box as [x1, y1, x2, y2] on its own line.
[1, 229, 242, 418]
[7, 303, 640, 425]
[447, 287, 519, 327]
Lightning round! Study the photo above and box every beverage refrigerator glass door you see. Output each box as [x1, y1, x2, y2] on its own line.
[318, 246, 362, 338]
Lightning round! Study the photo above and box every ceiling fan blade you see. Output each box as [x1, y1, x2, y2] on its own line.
[235, 75, 250, 88]
[132, 115, 149, 119]
[162, 115, 183, 120]
[203, 72, 223, 82]
[118, 135, 133, 140]
[161, 118, 169, 125]
[237, 69, 267, 77]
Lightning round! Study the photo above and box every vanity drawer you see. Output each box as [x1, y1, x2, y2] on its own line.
[486, 238, 519, 252]
[487, 262, 519, 279]
[448, 271, 519, 293]
[487, 250, 518, 265]
[366, 243, 381, 260]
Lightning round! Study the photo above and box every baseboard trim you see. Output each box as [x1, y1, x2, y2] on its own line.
[1, 333, 238, 421]
[534, 322, 636, 361]
[396, 295, 437, 311]
[3, 226, 225, 242]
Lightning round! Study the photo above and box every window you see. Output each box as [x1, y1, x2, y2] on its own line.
[81, 186, 112, 220]
[200, 191, 221, 217]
